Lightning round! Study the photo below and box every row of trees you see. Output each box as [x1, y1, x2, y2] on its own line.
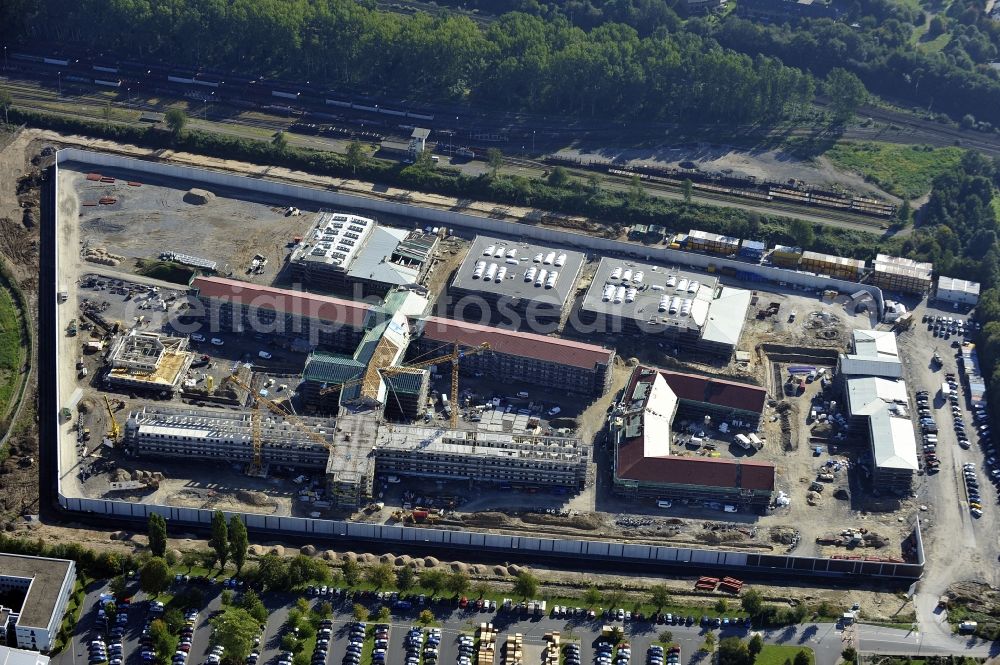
[147, 511, 249, 572]
[2, 0, 816, 124]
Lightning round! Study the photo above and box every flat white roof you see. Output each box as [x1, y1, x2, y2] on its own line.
[874, 254, 933, 279]
[701, 287, 752, 347]
[0, 646, 49, 665]
[852, 329, 899, 361]
[937, 276, 981, 295]
[846, 377, 909, 417]
[642, 373, 677, 458]
[869, 407, 919, 471]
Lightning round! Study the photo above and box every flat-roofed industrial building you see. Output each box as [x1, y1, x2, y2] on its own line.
[414, 316, 615, 396]
[871, 254, 933, 294]
[448, 236, 585, 329]
[936, 276, 981, 307]
[800, 251, 866, 281]
[0, 554, 76, 653]
[575, 258, 751, 359]
[610, 366, 774, 508]
[288, 212, 438, 298]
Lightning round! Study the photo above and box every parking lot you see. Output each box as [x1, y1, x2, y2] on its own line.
[60, 577, 823, 665]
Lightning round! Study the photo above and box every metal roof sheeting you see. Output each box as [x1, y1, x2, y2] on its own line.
[868, 407, 919, 471]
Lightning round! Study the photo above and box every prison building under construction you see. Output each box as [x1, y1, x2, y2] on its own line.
[373, 421, 590, 488]
[799, 251, 866, 281]
[447, 236, 585, 329]
[575, 258, 752, 359]
[610, 366, 775, 508]
[413, 316, 615, 396]
[288, 212, 438, 298]
[125, 406, 333, 470]
[105, 330, 193, 395]
[685, 229, 741, 256]
[871, 254, 933, 294]
[189, 276, 377, 354]
[299, 311, 429, 421]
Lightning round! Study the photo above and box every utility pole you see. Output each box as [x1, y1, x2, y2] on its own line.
[57, 71, 62, 97]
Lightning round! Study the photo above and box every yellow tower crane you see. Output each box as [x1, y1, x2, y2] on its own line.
[224, 372, 335, 476]
[318, 342, 490, 428]
[103, 395, 121, 443]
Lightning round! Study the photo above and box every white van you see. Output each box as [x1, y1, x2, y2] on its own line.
[723, 504, 738, 513]
[258, 350, 272, 359]
[548, 406, 562, 417]
[656, 499, 672, 509]
[517, 391, 530, 398]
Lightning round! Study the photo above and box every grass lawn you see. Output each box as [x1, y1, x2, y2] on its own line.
[826, 141, 963, 199]
[754, 645, 815, 665]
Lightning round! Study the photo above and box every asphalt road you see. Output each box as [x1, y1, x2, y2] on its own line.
[53, 580, 997, 665]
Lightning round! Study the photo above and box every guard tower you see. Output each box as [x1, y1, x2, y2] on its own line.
[409, 128, 430, 158]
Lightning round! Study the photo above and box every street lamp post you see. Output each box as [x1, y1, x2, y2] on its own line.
[57, 71, 62, 96]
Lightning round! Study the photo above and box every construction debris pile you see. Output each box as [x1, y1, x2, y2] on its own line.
[83, 246, 125, 266]
[816, 528, 890, 549]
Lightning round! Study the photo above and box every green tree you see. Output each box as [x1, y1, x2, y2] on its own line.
[701, 632, 716, 653]
[295, 598, 310, 615]
[648, 584, 671, 609]
[682, 179, 693, 204]
[446, 571, 471, 597]
[748, 634, 764, 660]
[717, 637, 750, 665]
[628, 175, 646, 206]
[741, 589, 764, 617]
[825, 69, 868, 124]
[547, 166, 570, 187]
[164, 108, 187, 138]
[488, 148, 504, 178]
[367, 563, 396, 590]
[421, 569, 447, 598]
[221, 589, 234, 606]
[715, 599, 728, 613]
[139, 557, 171, 596]
[473, 580, 491, 599]
[280, 634, 298, 653]
[148, 513, 168, 558]
[658, 631, 673, 645]
[110, 575, 127, 599]
[287, 556, 329, 588]
[345, 141, 366, 175]
[793, 651, 811, 665]
[238, 589, 268, 624]
[396, 566, 416, 591]
[316, 601, 333, 619]
[897, 200, 912, 225]
[609, 625, 624, 643]
[272, 131, 289, 151]
[377, 606, 391, 622]
[255, 554, 289, 591]
[209, 511, 229, 570]
[0, 89, 12, 125]
[418, 609, 434, 625]
[210, 606, 260, 664]
[163, 608, 185, 633]
[583, 586, 601, 608]
[150, 619, 174, 664]
[841, 647, 858, 663]
[788, 218, 814, 247]
[228, 516, 248, 573]
[352, 604, 370, 622]
[342, 559, 361, 586]
[513, 572, 539, 599]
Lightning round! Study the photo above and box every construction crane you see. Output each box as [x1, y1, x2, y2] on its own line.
[224, 372, 334, 476]
[103, 395, 121, 443]
[319, 342, 491, 428]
